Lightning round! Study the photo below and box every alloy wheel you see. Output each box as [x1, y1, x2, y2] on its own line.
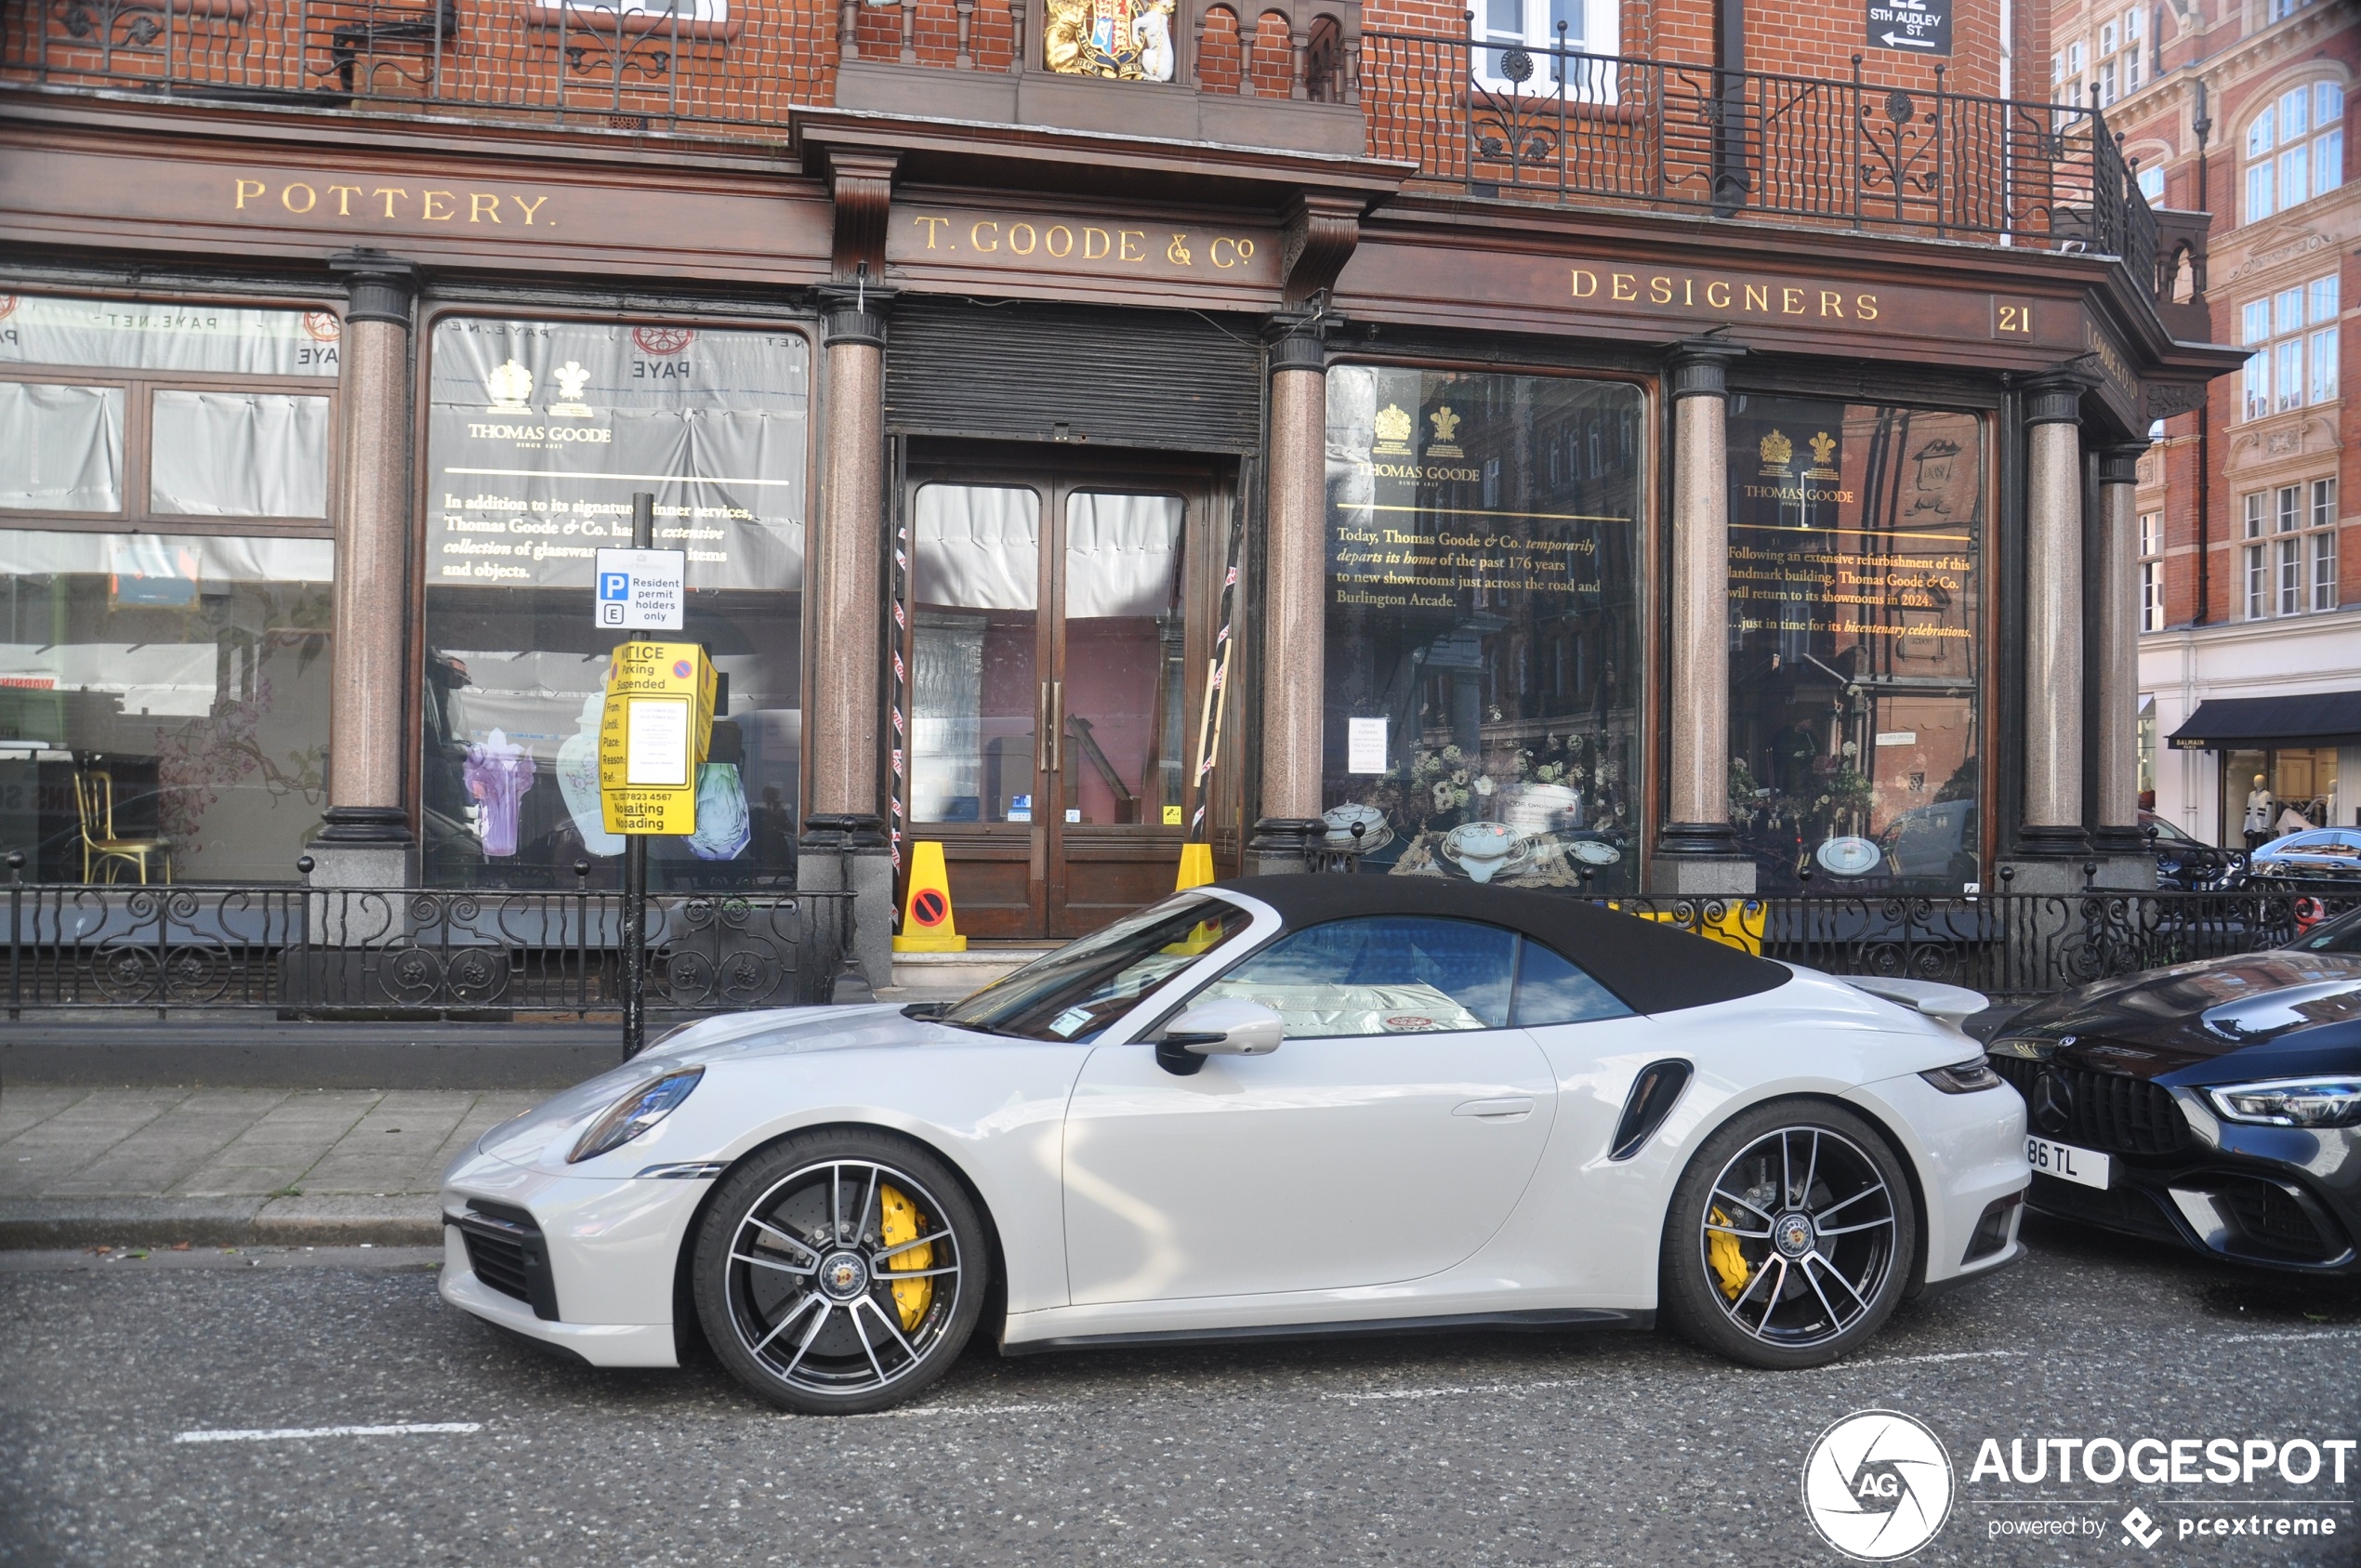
[1697, 1126, 1898, 1350]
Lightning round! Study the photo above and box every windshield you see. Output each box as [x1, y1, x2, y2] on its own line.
[938, 893, 1259, 1043]
[2288, 903, 2361, 955]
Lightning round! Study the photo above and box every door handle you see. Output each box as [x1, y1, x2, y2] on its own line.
[1453, 1097, 1536, 1120]
[1037, 680, 1050, 774]
[1049, 680, 1063, 773]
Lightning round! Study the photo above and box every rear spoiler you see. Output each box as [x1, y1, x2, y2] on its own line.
[1843, 976, 1988, 1033]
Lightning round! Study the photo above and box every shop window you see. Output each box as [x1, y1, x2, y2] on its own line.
[0, 532, 334, 882]
[2224, 746, 2339, 849]
[420, 318, 809, 889]
[2239, 273, 2338, 421]
[1471, 0, 1618, 100]
[2244, 80, 2344, 222]
[1724, 397, 1985, 894]
[1321, 366, 1644, 894]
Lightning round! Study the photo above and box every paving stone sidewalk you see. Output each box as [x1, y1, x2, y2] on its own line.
[0, 1086, 547, 1249]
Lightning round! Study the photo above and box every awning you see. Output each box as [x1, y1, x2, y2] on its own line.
[2166, 692, 2361, 751]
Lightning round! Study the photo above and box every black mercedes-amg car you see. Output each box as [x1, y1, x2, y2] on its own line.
[1989, 907, 2361, 1274]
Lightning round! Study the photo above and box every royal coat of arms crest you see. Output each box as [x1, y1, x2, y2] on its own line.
[1044, 0, 1176, 80]
[486, 359, 534, 414]
[1758, 428, 1794, 477]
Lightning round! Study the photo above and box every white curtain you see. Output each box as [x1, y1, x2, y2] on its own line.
[1065, 494, 1182, 619]
[0, 382, 123, 512]
[149, 391, 331, 518]
[914, 485, 1039, 610]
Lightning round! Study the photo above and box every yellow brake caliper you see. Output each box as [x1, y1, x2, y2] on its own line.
[878, 1184, 933, 1331]
[1707, 1206, 1753, 1300]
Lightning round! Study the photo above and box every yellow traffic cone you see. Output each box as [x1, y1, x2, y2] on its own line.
[893, 841, 968, 952]
[1175, 841, 1216, 891]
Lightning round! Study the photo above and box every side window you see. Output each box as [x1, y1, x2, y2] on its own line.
[1510, 941, 1633, 1027]
[1201, 916, 1516, 1038]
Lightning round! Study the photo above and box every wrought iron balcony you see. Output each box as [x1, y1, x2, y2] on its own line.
[2, 0, 2173, 291]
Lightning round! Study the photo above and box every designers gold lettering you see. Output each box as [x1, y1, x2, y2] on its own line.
[1745, 283, 1769, 311]
[1856, 293, 1879, 320]
[1571, 269, 1598, 296]
[1706, 280, 1730, 308]
[1612, 273, 1637, 300]
[1782, 286, 1804, 314]
[1820, 290, 1843, 317]
[1649, 275, 1673, 304]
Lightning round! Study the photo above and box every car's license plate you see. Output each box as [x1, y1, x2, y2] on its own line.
[2026, 1135, 2110, 1190]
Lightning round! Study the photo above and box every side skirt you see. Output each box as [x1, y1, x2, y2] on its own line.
[999, 1307, 1654, 1357]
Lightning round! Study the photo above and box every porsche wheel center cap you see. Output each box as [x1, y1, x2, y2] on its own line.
[819, 1251, 871, 1300]
[1773, 1211, 1818, 1259]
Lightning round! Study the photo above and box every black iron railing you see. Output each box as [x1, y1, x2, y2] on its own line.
[1361, 32, 2157, 277]
[2, 873, 856, 1016]
[1599, 886, 2357, 1003]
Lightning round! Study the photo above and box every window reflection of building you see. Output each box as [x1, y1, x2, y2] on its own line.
[418, 319, 808, 889]
[1725, 395, 1985, 893]
[1321, 366, 1643, 893]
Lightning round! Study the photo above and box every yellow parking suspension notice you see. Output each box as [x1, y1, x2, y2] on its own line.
[599, 641, 716, 837]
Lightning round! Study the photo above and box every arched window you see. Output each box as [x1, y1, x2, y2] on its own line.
[2245, 78, 2345, 221]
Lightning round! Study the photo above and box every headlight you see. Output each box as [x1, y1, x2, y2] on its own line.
[2202, 1077, 2361, 1129]
[568, 1068, 705, 1163]
[1919, 1057, 2003, 1094]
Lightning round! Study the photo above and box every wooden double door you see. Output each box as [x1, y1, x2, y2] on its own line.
[899, 444, 1229, 939]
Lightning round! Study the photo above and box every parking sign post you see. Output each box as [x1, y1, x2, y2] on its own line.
[621, 493, 653, 1059]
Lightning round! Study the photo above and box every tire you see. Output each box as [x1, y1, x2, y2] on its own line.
[1658, 1099, 1918, 1370]
[692, 1128, 990, 1415]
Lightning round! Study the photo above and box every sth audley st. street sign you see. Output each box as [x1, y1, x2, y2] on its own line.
[1866, 0, 1950, 54]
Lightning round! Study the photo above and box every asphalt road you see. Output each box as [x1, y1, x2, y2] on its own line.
[3, 1219, 2357, 1568]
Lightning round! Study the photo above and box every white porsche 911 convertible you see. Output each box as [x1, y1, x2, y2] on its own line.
[440, 876, 2030, 1414]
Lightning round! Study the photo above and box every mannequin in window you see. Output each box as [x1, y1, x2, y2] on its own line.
[2243, 773, 2275, 850]
[2275, 802, 2315, 838]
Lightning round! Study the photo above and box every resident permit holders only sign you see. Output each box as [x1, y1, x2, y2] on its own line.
[594, 548, 687, 630]
[599, 641, 716, 835]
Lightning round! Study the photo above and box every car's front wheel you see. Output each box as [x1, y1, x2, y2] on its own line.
[1659, 1100, 1917, 1369]
[692, 1129, 988, 1415]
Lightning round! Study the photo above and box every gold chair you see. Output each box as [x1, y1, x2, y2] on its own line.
[73, 770, 170, 885]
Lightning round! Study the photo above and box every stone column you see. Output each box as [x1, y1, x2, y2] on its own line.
[1246, 311, 1332, 875]
[2091, 439, 2153, 879]
[309, 249, 419, 887]
[800, 288, 892, 991]
[1651, 340, 1752, 895]
[2017, 373, 2092, 866]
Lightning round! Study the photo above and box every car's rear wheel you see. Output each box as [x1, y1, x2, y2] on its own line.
[1659, 1100, 1917, 1369]
[692, 1129, 988, 1415]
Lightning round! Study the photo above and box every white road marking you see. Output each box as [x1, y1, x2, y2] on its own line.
[2216, 1326, 2361, 1344]
[1802, 1349, 2028, 1372]
[174, 1422, 481, 1444]
[864, 1402, 1062, 1420]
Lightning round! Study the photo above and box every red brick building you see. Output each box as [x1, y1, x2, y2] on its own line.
[0, 0, 2237, 979]
[2064, 0, 2354, 847]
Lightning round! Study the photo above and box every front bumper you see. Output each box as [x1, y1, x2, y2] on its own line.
[2023, 1151, 2360, 1275]
[437, 1145, 716, 1368]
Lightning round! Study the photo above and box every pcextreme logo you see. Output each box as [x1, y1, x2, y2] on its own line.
[1802, 1410, 1957, 1561]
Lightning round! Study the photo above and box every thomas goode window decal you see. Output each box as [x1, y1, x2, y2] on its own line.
[1321, 367, 1646, 895]
[1044, 0, 1177, 81]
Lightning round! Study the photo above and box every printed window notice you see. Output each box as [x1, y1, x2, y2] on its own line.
[1347, 717, 1389, 774]
[625, 698, 692, 787]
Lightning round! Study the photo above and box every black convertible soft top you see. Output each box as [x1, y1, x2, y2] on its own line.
[1208, 874, 1790, 1016]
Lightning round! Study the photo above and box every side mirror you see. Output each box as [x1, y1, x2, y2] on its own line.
[1154, 998, 1285, 1076]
